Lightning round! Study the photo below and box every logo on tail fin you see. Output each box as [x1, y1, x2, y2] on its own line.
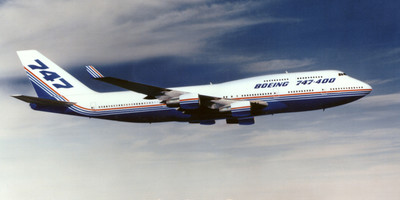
[27, 59, 73, 89]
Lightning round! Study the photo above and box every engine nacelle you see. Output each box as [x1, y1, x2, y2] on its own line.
[226, 116, 255, 125]
[230, 101, 251, 117]
[179, 93, 200, 109]
[165, 97, 180, 107]
[189, 119, 215, 125]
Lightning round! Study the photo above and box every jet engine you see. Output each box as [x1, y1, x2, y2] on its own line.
[166, 93, 200, 109]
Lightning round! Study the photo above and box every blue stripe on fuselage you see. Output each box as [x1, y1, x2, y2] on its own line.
[26, 72, 371, 123]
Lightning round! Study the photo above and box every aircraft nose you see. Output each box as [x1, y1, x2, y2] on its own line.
[362, 81, 372, 94]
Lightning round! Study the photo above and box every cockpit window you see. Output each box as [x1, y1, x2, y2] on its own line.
[338, 72, 347, 76]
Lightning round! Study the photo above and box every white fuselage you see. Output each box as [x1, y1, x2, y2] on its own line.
[62, 70, 371, 123]
[16, 50, 372, 125]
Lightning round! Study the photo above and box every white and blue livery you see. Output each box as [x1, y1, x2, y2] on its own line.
[13, 50, 372, 125]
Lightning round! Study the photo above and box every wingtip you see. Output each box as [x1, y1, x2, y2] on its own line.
[86, 65, 104, 78]
[11, 94, 23, 100]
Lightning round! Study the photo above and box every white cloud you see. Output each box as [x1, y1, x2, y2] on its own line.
[236, 129, 326, 148]
[356, 93, 400, 107]
[2, 86, 400, 200]
[365, 78, 397, 86]
[0, 0, 296, 79]
[2, 112, 400, 200]
[243, 58, 315, 73]
[1, 1, 400, 199]
[369, 47, 400, 64]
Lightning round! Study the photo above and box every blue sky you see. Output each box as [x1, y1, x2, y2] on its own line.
[1, 0, 400, 199]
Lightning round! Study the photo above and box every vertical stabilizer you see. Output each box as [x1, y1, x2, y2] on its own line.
[17, 50, 95, 101]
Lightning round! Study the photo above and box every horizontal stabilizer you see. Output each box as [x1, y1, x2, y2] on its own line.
[12, 95, 75, 107]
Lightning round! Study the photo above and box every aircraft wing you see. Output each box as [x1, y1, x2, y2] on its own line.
[93, 76, 181, 100]
[86, 66, 227, 106]
[86, 66, 267, 123]
[86, 65, 184, 100]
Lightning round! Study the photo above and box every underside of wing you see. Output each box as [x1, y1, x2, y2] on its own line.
[12, 95, 75, 106]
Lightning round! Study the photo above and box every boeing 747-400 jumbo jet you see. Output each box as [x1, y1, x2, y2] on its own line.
[13, 50, 372, 125]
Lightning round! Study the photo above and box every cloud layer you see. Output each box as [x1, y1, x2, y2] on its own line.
[0, 0, 297, 79]
[2, 75, 400, 199]
[1, 0, 400, 199]
[244, 58, 315, 73]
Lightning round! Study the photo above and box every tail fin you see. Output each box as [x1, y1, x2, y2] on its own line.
[17, 50, 95, 101]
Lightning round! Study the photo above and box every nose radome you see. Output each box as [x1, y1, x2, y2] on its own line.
[364, 82, 372, 90]
[362, 81, 373, 94]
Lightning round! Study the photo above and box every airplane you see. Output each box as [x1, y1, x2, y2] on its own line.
[12, 50, 372, 125]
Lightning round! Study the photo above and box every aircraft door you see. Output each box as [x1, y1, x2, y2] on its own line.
[273, 88, 279, 98]
[320, 87, 327, 96]
[319, 87, 328, 110]
[90, 102, 97, 110]
[272, 88, 279, 97]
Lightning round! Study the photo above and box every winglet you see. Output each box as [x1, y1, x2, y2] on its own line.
[86, 65, 104, 78]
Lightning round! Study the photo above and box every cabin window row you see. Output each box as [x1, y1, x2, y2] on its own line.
[330, 86, 364, 91]
[288, 89, 314, 94]
[263, 78, 289, 82]
[99, 101, 157, 108]
[297, 76, 322, 80]
[222, 92, 276, 99]
[241, 93, 274, 97]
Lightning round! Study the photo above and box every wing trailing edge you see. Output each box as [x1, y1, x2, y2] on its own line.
[95, 76, 172, 99]
[84, 66, 267, 123]
[85, 65, 182, 100]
